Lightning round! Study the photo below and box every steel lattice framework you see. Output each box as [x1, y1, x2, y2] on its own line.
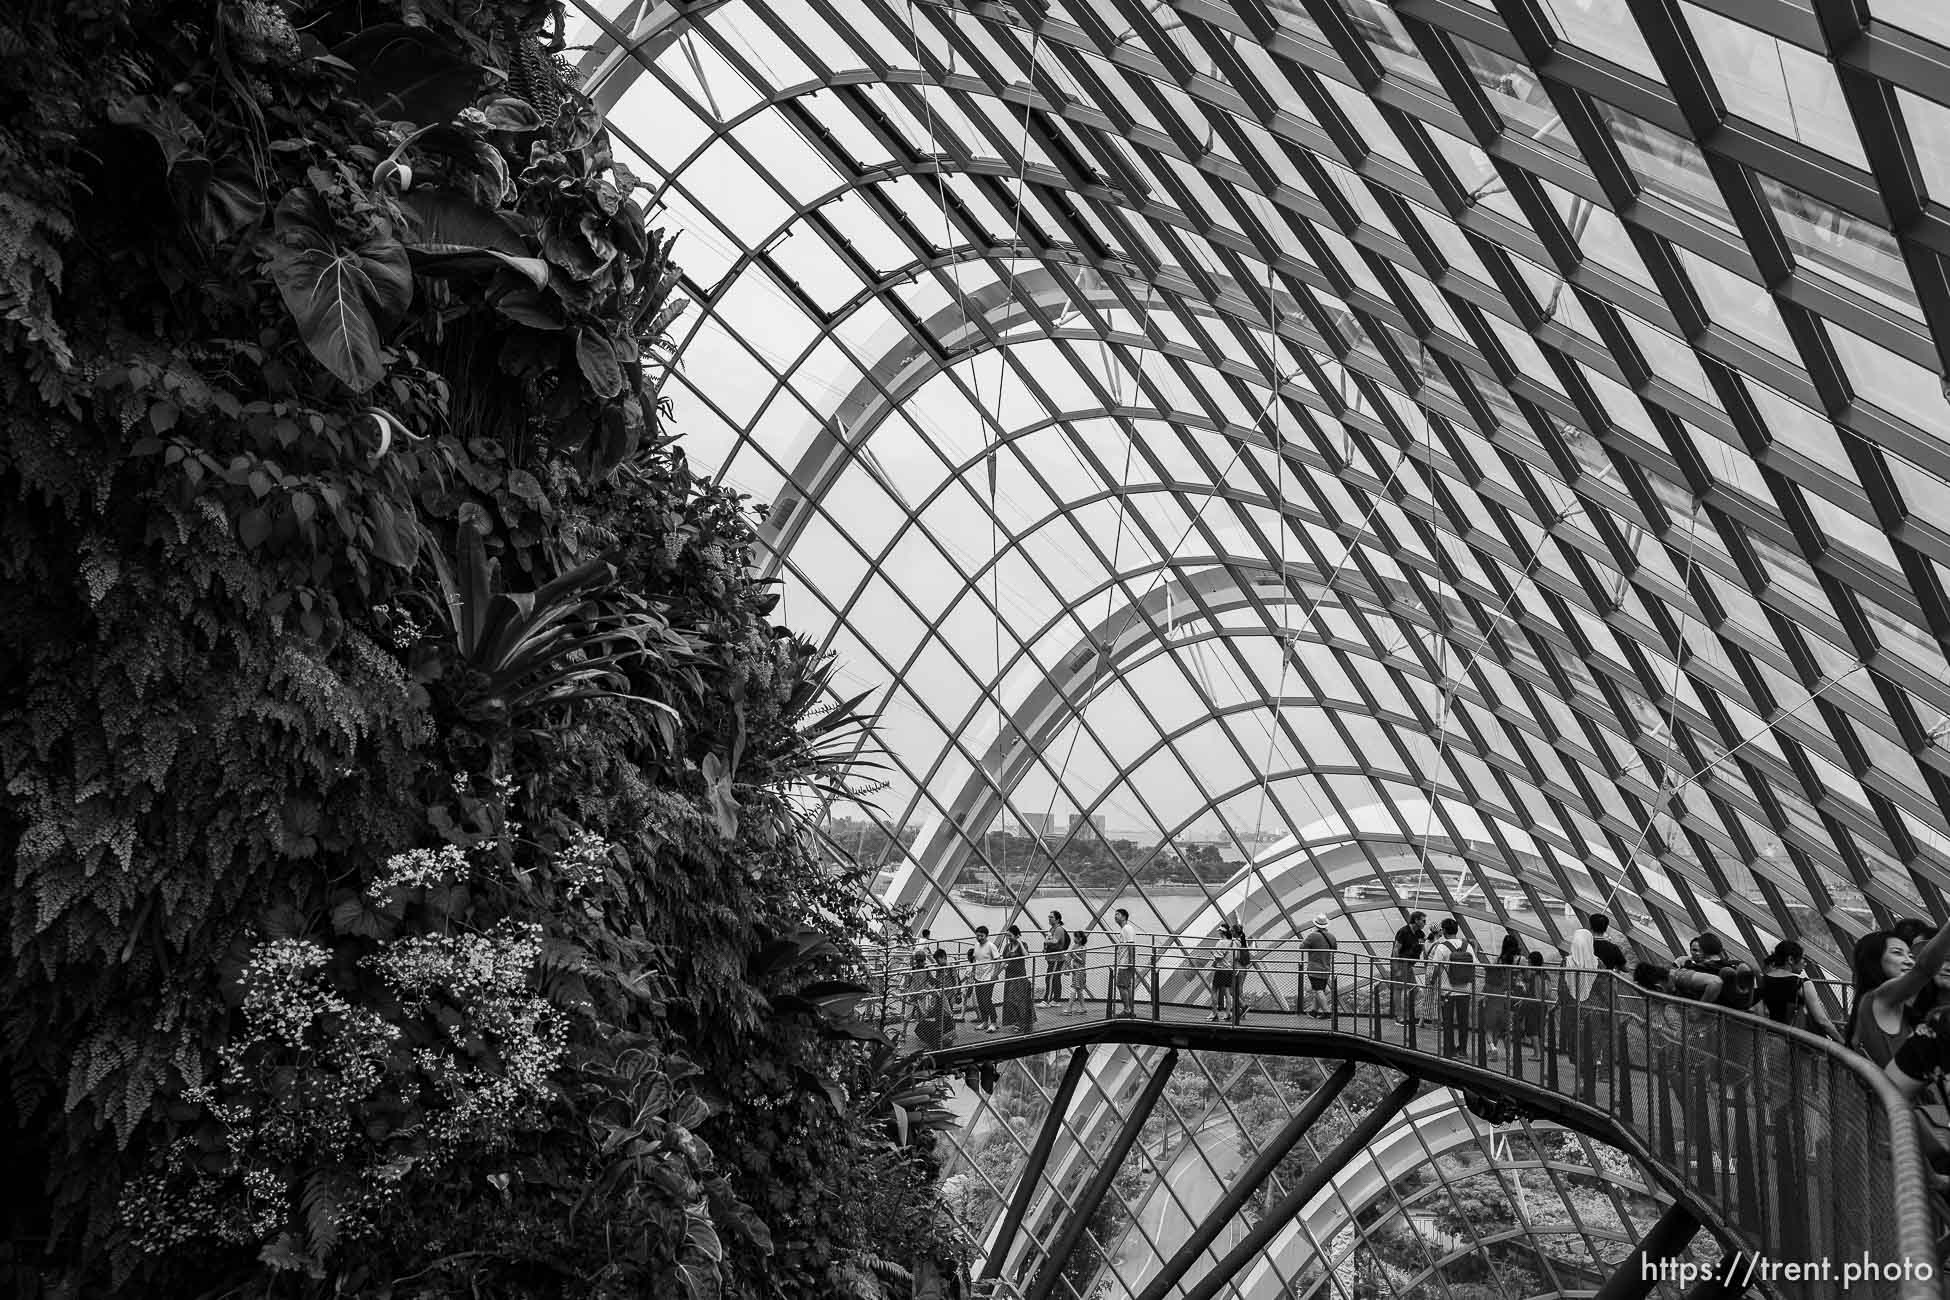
[569, 0, 1950, 1294]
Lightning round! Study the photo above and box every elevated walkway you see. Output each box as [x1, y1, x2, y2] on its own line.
[871, 948, 1942, 1299]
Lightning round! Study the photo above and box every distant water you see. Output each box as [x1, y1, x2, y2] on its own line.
[900, 888, 1581, 961]
[919, 890, 1209, 946]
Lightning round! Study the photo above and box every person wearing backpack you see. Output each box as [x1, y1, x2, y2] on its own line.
[1427, 918, 1480, 1057]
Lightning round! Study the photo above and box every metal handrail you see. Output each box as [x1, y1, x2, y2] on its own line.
[879, 929, 1862, 1012]
[869, 946, 1940, 1300]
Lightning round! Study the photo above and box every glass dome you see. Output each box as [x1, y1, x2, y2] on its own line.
[566, 0, 1950, 1291]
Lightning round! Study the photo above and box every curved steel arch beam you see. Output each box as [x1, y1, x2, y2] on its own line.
[841, 542, 1859, 956]
[748, 259, 1378, 581]
[728, 246, 1892, 892]
[877, 560, 1758, 958]
[584, 5, 1950, 951]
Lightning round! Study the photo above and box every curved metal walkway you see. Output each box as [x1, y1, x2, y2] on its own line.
[871, 949, 1942, 1300]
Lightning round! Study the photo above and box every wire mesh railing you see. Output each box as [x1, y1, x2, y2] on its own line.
[866, 944, 1941, 1300]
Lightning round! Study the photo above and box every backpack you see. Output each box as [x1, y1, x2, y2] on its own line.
[1668, 966, 1722, 1003]
[1713, 962, 1756, 1010]
[1442, 941, 1475, 988]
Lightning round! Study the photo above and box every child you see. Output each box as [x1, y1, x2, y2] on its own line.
[1066, 930, 1090, 1015]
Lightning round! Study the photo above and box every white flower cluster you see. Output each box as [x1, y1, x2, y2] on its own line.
[366, 844, 470, 899]
[236, 939, 337, 1045]
[120, 1152, 243, 1252]
[227, 939, 397, 1112]
[371, 601, 427, 650]
[369, 922, 567, 1145]
[124, 921, 567, 1260]
[555, 829, 612, 898]
[368, 921, 544, 1005]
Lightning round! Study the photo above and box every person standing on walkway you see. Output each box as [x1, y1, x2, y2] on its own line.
[894, 950, 927, 1037]
[1427, 918, 1479, 1057]
[1481, 933, 1522, 1060]
[931, 946, 961, 1022]
[1000, 924, 1035, 1032]
[970, 927, 1001, 1032]
[1520, 950, 1547, 1059]
[1114, 908, 1140, 1017]
[1041, 911, 1071, 1005]
[1758, 940, 1839, 1039]
[1848, 922, 1950, 1066]
[1561, 913, 1600, 1064]
[1225, 917, 1253, 1024]
[1391, 911, 1427, 1024]
[1207, 921, 1236, 1022]
[1590, 915, 1628, 975]
[1065, 929, 1090, 1014]
[912, 955, 954, 1049]
[1299, 914, 1338, 1015]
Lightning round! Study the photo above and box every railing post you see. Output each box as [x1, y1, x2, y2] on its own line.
[1150, 944, 1161, 1021]
[1616, 984, 1634, 1126]
[1603, 973, 1617, 1107]
[1103, 946, 1114, 1022]
[1471, 975, 1485, 1067]
[1544, 981, 1560, 1092]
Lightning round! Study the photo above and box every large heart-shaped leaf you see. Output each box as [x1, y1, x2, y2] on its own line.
[575, 327, 624, 399]
[489, 282, 569, 331]
[267, 191, 412, 390]
[401, 189, 550, 289]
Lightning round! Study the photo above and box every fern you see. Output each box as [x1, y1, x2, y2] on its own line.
[300, 1174, 341, 1257]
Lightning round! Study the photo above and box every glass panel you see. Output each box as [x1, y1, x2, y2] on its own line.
[1826, 321, 1948, 429]
[1896, 88, 1950, 204]
[1593, 101, 1735, 233]
[1874, 0, 1950, 48]
[1683, 5, 1869, 170]
[1673, 246, 1793, 354]
[1537, 0, 1666, 80]
[1754, 173, 1922, 319]
[1452, 36, 1577, 156]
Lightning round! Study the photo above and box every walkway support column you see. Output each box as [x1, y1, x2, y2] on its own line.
[1133, 1061, 1358, 1300]
[1180, 1074, 1422, 1300]
[1023, 1049, 1179, 1300]
[981, 1047, 1093, 1282]
[1590, 1202, 1702, 1300]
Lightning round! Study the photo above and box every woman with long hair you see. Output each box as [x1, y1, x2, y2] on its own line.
[1480, 932, 1523, 1060]
[912, 954, 953, 1050]
[1001, 924, 1036, 1032]
[1758, 940, 1839, 1039]
[1519, 950, 1547, 1060]
[1066, 929, 1090, 1015]
[1848, 924, 1950, 1066]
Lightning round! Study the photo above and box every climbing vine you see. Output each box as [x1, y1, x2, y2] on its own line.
[0, 1, 957, 1295]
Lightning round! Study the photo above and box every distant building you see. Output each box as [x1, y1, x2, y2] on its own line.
[1015, 811, 1057, 838]
[1069, 812, 1107, 835]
